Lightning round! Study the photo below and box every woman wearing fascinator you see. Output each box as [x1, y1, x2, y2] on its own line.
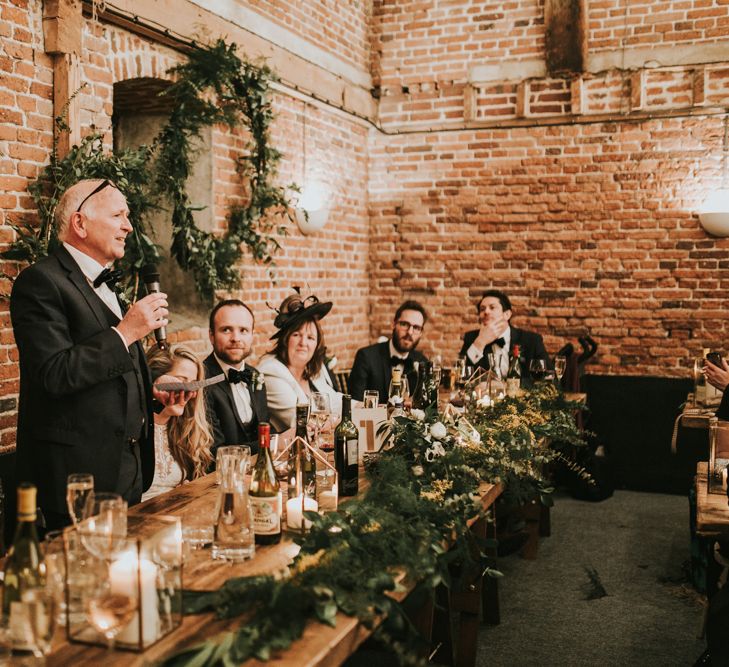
[257, 291, 343, 433]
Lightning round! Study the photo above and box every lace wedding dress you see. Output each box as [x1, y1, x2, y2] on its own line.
[141, 423, 184, 501]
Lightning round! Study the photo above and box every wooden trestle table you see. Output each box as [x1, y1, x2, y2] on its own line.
[46, 472, 503, 667]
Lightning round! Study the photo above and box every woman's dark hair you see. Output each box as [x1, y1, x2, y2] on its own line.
[270, 317, 326, 380]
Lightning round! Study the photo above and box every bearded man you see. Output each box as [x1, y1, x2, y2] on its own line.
[348, 300, 429, 403]
[204, 299, 270, 454]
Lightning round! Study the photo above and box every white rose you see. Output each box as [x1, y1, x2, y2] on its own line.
[411, 408, 425, 421]
[430, 422, 447, 440]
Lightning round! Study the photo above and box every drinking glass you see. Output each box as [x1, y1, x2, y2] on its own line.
[529, 359, 548, 383]
[79, 492, 127, 562]
[309, 393, 333, 452]
[363, 390, 379, 409]
[85, 576, 136, 651]
[486, 352, 504, 380]
[554, 355, 567, 381]
[66, 473, 94, 525]
[43, 530, 68, 626]
[22, 588, 56, 662]
[215, 445, 251, 485]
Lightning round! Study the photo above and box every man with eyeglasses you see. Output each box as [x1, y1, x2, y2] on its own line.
[10, 178, 173, 530]
[349, 300, 429, 403]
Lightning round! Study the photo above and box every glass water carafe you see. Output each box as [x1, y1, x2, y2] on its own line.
[212, 450, 255, 562]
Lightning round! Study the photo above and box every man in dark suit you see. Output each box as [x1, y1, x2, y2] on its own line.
[349, 300, 429, 403]
[204, 299, 269, 455]
[459, 289, 549, 380]
[10, 179, 171, 530]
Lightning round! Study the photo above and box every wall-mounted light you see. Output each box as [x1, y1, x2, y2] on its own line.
[295, 105, 329, 235]
[699, 115, 729, 237]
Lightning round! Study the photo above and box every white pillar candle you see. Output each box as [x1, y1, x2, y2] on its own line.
[286, 495, 318, 530]
[109, 553, 159, 645]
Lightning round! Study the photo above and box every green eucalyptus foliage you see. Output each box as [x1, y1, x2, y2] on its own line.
[164, 384, 585, 666]
[2, 39, 292, 300]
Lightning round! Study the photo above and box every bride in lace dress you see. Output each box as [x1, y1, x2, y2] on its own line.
[142, 344, 214, 501]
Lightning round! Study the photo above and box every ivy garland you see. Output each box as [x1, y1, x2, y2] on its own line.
[162, 385, 586, 667]
[2, 39, 291, 300]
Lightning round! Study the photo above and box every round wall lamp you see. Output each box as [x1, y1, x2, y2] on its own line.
[699, 115, 729, 237]
[295, 207, 329, 235]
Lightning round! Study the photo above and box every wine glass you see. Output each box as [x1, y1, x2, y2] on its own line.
[529, 359, 548, 383]
[309, 392, 332, 452]
[554, 355, 567, 383]
[85, 577, 136, 651]
[363, 390, 379, 409]
[79, 492, 127, 562]
[66, 473, 94, 525]
[22, 588, 56, 663]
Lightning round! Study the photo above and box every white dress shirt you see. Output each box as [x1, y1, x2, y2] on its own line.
[63, 243, 127, 347]
[214, 355, 253, 425]
[467, 326, 511, 376]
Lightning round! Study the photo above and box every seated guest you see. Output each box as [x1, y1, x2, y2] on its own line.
[349, 300, 429, 402]
[204, 299, 269, 454]
[258, 293, 342, 433]
[143, 344, 213, 501]
[459, 289, 549, 378]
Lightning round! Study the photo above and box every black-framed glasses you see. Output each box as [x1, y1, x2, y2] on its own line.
[75, 180, 113, 213]
[396, 320, 423, 333]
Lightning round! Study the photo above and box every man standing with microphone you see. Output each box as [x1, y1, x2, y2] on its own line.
[10, 179, 172, 530]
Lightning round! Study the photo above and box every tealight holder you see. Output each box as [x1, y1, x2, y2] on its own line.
[708, 417, 729, 495]
[66, 515, 182, 651]
[275, 436, 337, 534]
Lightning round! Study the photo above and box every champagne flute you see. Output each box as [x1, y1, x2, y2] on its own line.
[66, 473, 94, 525]
[309, 392, 332, 452]
[554, 355, 567, 382]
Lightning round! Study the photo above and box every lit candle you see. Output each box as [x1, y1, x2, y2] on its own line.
[723, 467, 728, 488]
[286, 495, 318, 530]
[109, 552, 159, 645]
[319, 483, 338, 512]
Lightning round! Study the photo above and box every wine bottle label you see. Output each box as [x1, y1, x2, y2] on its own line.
[250, 493, 282, 535]
[506, 378, 520, 397]
[346, 438, 359, 466]
[9, 600, 33, 650]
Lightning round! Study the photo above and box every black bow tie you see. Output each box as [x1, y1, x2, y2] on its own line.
[93, 267, 123, 289]
[228, 367, 254, 385]
[492, 337, 506, 348]
[390, 355, 411, 367]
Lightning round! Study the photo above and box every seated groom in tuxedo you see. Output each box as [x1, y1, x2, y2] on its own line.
[459, 289, 549, 380]
[349, 300, 429, 403]
[204, 299, 270, 455]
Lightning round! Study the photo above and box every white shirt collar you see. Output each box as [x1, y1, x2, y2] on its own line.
[388, 339, 409, 360]
[63, 242, 108, 284]
[213, 353, 247, 375]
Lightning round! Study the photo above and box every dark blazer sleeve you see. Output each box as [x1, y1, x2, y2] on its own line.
[11, 262, 135, 397]
[348, 347, 370, 402]
[459, 330, 477, 358]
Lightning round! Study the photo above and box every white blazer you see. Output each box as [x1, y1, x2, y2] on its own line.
[257, 354, 343, 432]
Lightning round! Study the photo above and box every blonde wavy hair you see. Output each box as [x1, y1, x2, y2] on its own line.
[146, 344, 213, 480]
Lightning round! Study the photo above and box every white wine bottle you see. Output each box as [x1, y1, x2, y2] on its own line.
[2, 483, 46, 649]
[249, 423, 282, 545]
[334, 395, 359, 497]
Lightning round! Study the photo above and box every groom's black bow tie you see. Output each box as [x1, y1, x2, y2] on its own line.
[228, 367, 254, 385]
[93, 267, 123, 289]
[491, 337, 506, 348]
[390, 355, 411, 367]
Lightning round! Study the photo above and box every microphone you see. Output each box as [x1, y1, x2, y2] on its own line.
[142, 264, 168, 350]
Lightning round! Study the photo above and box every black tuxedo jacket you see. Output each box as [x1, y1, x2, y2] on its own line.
[10, 246, 154, 516]
[459, 326, 549, 375]
[349, 341, 428, 402]
[203, 354, 269, 455]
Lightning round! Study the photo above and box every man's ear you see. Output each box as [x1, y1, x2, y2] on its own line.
[69, 211, 87, 239]
[503, 309, 512, 322]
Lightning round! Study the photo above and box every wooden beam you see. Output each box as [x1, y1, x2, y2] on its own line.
[544, 0, 586, 75]
[693, 67, 707, 107]
[516, 81, 529, 118]
[630, 70, 646, 111]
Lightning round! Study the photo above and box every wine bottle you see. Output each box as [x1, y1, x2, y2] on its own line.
[334, 395, 359, 497]
[388, 367, 405, 417]
[506, 344, 522, 397]
[249, 423, 282, 545]
[412, 362, 428, 410]
[2, 483, 45, 649]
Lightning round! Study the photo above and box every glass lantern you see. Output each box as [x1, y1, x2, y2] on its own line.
[66, 514, 182, 651]
[708, 417, 729, 495]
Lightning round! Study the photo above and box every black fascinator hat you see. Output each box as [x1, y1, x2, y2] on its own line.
[269, 288, 332, 340]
